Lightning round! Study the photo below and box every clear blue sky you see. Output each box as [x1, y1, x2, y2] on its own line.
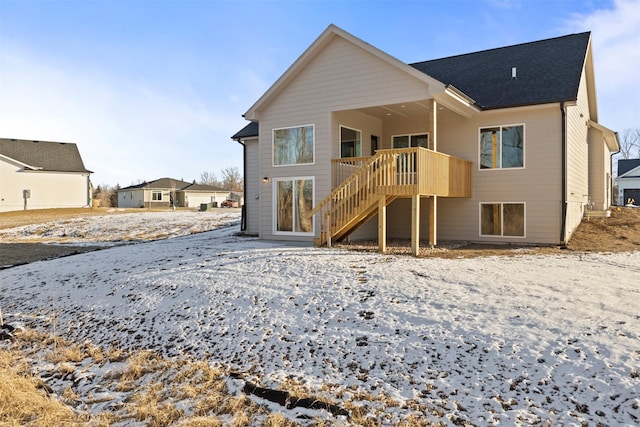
[1, 0, 638, 186]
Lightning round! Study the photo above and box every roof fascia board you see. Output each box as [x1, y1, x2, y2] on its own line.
[584, 37, 599, 121]
[243, 24, 447, 120]
[433, 91, 480, 118]
[0, 153, 43, 170]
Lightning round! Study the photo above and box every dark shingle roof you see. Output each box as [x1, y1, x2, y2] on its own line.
[119, 178, 193, 191]
[182, 183, 228, 192]
[231, 122, 258, 140]
[410, 32, 591, 110]
[618, 159, 640, 177]
[0, 138, 91, 173]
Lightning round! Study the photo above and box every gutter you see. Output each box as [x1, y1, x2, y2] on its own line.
[560, 101, 567, 245]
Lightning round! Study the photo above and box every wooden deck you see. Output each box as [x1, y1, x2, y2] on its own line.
[311, 147, 472, 253]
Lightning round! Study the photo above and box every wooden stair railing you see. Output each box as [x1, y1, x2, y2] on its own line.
[309, 150, 404, 246]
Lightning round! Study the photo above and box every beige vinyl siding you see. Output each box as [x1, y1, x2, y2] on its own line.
[257, 36, 432, 241]
[565, 69, 591, 240]
[437, 104, 563, 244]
[587, 126, 614, 211]
[386, 198, 432, 239]
[243, 137, 260, 235]
[588, 127, 605, 210]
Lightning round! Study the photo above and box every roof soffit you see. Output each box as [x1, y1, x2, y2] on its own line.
[243, 24, 447, 120]
[589, 119, 619, 152]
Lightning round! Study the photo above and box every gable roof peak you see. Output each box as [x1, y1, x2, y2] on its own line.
[243, 24, 446, 120]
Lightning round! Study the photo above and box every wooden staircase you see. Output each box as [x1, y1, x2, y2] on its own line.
[309, 147, 472, 246]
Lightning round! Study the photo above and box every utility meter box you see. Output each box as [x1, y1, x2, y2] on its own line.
[23, 189, 31, 199]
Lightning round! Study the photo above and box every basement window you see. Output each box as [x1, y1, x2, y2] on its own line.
[480, 202, 525, 237]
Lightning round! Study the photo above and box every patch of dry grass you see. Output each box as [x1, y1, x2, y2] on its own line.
[0, 347, 98, 427]
[1, 326, 337, 426]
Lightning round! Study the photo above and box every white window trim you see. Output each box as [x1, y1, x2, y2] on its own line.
[272, 176, 315, 236]
[152, 190, 163, 201]
[272, 124, 315, 167]
[477, 123, 525, 170]
[339, 125, 362, 158]
[478, 201, 526, 238]
[391, 132, 430, 149]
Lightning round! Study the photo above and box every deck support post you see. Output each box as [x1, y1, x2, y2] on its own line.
[378, 197, 387, 254]
[325, 213, 332, 248]
[429, 196, 437, 246]
[411, 194, 420, 256]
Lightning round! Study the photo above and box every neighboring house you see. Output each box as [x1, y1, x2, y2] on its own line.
[232, 25, 619, 254]
[0, 138, 92, 212]
[117, 178, 230, 208]
[616, 159, 640, 206]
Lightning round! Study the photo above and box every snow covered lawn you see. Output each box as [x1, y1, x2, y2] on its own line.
[1, 211, 638, 425]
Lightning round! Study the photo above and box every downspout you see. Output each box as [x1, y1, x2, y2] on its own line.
[560, 101, 567, 245]
[235, 138, 247, 231]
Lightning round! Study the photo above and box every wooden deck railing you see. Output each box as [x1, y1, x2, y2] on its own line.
[332, 156, 370, 189]
[313, 148, 472, 246]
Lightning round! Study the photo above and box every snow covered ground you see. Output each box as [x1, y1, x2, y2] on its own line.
[0, 211, 639, 425]
[0, 210, 240, 244]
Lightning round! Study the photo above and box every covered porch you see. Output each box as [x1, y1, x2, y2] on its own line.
[310, 97, 475, 255]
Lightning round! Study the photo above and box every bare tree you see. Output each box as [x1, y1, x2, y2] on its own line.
[617, 128, 640, 159]
[199, 171, 221, 187]
[93, 184, 119, 207]
[221, 167, 243, 191]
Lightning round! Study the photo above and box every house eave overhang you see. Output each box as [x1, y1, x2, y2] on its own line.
[0, 153, 43, 170]
[433, 85, 480, 118]
[588, 120, 620, 152]
[243, 24, 448, 121]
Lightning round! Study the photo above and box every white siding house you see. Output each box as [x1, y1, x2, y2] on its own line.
[0, 138, 92, 212]
[616, 159, 640, 206]
[117, 178, 230, 209]
[232, 25, 619, 253]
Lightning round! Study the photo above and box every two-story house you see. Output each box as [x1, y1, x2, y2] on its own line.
[232, 25, 618, 255]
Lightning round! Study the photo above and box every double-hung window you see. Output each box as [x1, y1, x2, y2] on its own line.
[480, 202, 525, 237]
[274, 177, 314, 235]
[152, 191, 162, 201]
[273, 125, 314, 166]
[479, 125, 524, 169]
